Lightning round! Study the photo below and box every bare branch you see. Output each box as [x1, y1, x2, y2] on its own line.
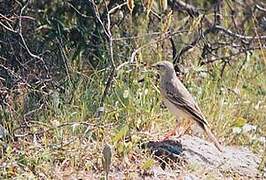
[255, 4, 266, 13]
[18, 1, 48, 73]
[174, 24, 266, 65]
[214, 25, 266, 40]
[170, 0, 200, 17]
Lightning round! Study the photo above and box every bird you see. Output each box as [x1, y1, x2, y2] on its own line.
[152, 61, 223, 152]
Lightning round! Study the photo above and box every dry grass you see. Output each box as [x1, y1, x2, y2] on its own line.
[1, 49, 265, 179]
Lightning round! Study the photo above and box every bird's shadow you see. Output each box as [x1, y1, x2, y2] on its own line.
[141, 140, 185, 169]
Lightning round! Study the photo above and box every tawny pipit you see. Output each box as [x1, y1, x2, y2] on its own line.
[152, 61, 223, 152]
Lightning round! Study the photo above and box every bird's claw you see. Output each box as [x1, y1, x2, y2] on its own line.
[160, 129, 177, 141]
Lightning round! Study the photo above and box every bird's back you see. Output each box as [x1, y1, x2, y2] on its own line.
[160, 72, 209, 126]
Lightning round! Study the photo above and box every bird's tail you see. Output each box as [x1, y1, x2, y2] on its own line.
[202, 124, 223, 152]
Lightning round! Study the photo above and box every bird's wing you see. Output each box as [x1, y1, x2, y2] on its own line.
[164, 81, 208, 127]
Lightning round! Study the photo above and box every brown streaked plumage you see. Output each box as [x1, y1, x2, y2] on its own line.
[152, 61, 223, 152]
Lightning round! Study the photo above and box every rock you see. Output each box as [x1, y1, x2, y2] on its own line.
[143, 135, 264, 179]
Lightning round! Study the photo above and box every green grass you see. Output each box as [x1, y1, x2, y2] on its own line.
[0, 51, 265, 179]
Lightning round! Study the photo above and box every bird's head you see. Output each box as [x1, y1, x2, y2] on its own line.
[151, 61, 175, 75]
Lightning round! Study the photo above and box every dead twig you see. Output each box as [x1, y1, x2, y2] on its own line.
[214, 25, 266, 40]
[18, 1, 49, 72]
[170, 0, 200, 17]
[255, 4, 266, 13]
[174, 23, 266, 65]
[90, 0, 116, 107]
[173, 16, 207, 64]
[201, 45, 266, 65]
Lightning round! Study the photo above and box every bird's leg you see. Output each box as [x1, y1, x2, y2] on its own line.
[160, 129, 176, 141]
[178, 118, 193, 136]
[160, 120, 183, 141]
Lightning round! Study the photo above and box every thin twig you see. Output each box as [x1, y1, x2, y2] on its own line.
[201, 45, 266, 65]
[18, 2, 41, 60]
[173, 16, 207, 64]
[90, 0, 118, 107]
[0, 21, 17, 33]
[13, 121, 99, 138]
[18, 1, 49, 72]
[108, 2, 127, 14]
[56, 38, 72, 84]
[214, 25, 266, 40]
[66, 2, 93, 18]
[170, 0, 200, 17]
[174, 23, 266, 65]
[255, 4, 266, 13]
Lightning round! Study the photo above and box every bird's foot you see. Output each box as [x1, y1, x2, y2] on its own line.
[160, 129, 178, 141]
[160, 127, 185, 141]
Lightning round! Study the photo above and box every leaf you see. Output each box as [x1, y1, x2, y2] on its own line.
[161, 11, 172, 32]
[117, 143, 124, 154]
[234, 117, 247, 127]
[127, 0, 135, 13]
[112, 125, 129, 143]
[159, 0, 168, 12]
[102, 144, 112, 175]
[144, 0, 154, 15]
[141, 158, 154, 170]
[123, 90, 129, 98]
